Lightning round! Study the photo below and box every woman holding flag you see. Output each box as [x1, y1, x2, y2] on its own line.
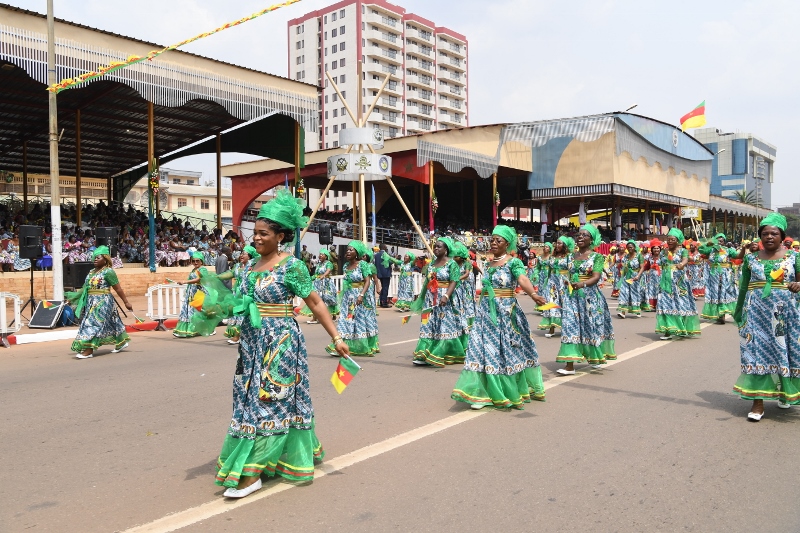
[732, 213, 800, 421]
[617, 240, 645, 319]
[699, 233, 738, 323]
[173, 251, 211, 338]
[325, 240, 380, 356]
[393, 252, 416, 311]
[555, 224, 616, 375]
[214, 191, 349, 498]
[655, 228, 701, 340]
[452, 225, 548, 409]
[411, 237, 469, 367]
[69, 245, 134, 358]
[538, 236, 573, 337]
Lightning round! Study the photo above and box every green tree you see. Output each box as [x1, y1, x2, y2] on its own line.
[786, 214, 800, 238]
[731, 189, 761, 207]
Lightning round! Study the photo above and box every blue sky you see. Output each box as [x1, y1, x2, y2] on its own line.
[8, 0, 799, 208]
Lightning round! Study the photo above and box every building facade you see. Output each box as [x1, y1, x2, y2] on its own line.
[288, 0, 468, 150]
[694, 128, 777, 209]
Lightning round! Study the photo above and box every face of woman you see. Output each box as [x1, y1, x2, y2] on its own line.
[576, 231, 591, 249]
[345, 246, 357, 261]
[191, 259, 203, 268]
[666, 236, 678, 249]
[717, 237, 725, 245]
[749, 243, 760, 252]
[489, 235, 508, 256]
[555, 241, 565, 254]
[760, 226, 782, 252]
[93, 255, 105, 268]
[240, 252, 250, 263]
[652, 246, 661, 255]
[689, 244, 696, 252]
[433, 240, 447, 258]
[253, 220, 283, 256]
[626, 243, 635, 253]
[404, 255, 410, 263]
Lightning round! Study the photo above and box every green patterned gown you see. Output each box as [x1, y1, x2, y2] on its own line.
[70, 267, 130, 353]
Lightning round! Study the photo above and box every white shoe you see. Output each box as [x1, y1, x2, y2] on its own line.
[747, 411, 764, 421]
[617, 312, 626, 319]
[227, 339, 240, 345]
[660, 336, 672, 340]
[75, 352, 93, 359]
[544, 333, 554, 338]
[209, 330, 217, 336]
[412, 360, 428, 366]
[111, 342, 129, 354]
[556, 368, 575, 375]
[307, 320, 319, 324]
[590, 364, 602, 369]
[777, 401, 792, 409]
[470, 404, 484, 410]
[223, 478, 262, 498]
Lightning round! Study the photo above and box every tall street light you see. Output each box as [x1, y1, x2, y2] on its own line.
[47, 0, 64, 300]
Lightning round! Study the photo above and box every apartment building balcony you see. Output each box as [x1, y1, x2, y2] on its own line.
[369, 111, 399, 125]
[366, 63, 401, 81]
[364, 77, 402, 96]
[439, 111, 463, 126]
[406, 73, 432, 87]
[407, 104, 432, 117]
[447, 84, 464, 96]
[407, 59, 432, 73]
[364, 27, 399, 47]
[406, 42, 432, 57]
[380, 96, 401, 110]
[439, 98, 462, 112]
[448, 71, 466, 85]
[406, 27, 432, 43]
[438, 38, 466, 58]
[381, 48, 403, 65]
[364, 11, 400, 33]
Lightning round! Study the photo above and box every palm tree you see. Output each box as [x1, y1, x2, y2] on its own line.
[731, 189, 761, 207]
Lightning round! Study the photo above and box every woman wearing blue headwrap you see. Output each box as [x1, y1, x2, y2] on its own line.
[732, 213, 800, 421]
[654, 228, 701, 340]
[538, 236, 573, 337]
[452, 226, 549, 409]
[173, 251, 212, 338]
[556, 224, 616, 374]
[698, 233, 738, 323]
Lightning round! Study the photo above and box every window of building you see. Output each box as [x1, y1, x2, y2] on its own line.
[334, 204, 339, 211]
[332, 44, 338, 53]
[333, 141, 339, 148]
[296, 56, 302, 65]
[340, 58, 346, 67]
[177, 198, 187, 207]
[341, 123, 346, 130]
[331, 28, 337, 37]
[341, 90, 346, 99]
[325, 110, 329, 119]
[324, 15, 327, 23]
[325, 95, 329, 103]
[186, 180, 194, 185]
[333, 125, 338, 133]
[173, 178, 180, 184]
[332, 93, 338, 101]
[325, 126, 329, 135]
[341, 107, 346, 115]
[340, 41, 346, 51]
[340, 74, 346, 82]
[334, 190, 339, 197]
[324, 47, 327, 56]
[333, 109, 338, 117]
[331, 60, 337, 69]
[341, 203, 348, 210]
[333, 76, 338, 83]
[325, 143, 329, 148]
[332, 12, 337, 21]
[340, 25, 345, 35]
[200, 199, 210, 210]
[223, 200, 231, 210]
[340, 9, 345, 17]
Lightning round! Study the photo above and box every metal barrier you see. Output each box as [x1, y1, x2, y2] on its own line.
[146, 283, 186, 330]
[0, 292, 22, 347]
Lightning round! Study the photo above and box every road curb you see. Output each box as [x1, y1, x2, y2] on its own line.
[7, 318, 180, 346]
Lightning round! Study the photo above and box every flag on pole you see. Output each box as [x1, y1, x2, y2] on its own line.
[680, 101, 706, 132]
[42, 301, 53, 309]
[401, 315, 411, 325]
[420, 308, 432, 324]
[331, 356, 361, 394]
[537, 302, 560, 311]
[371, 184, 377, 246]
[165, 278, 177, 284]
[132, 313, 146, 324]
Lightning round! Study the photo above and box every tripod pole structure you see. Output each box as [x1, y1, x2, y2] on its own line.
[385, 177, 434, 256]
[299, 173, 338, 242]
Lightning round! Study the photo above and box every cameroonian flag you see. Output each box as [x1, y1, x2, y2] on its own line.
[132, 313, 146, 324]
[42, 301, 53, 309]
[420, 308, 432, 324]
[537, 302, 560, 311]
[770, 268, 785, 281]
[331, 356, 360, 394]
[165, 278, 177, 284]
[680, 101, 706, 132]
[189, 290, 205, 311]
[401, 315, 411, 325]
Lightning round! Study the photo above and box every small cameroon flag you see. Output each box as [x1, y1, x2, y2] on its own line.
[132, 313, 146, 324]
[189, 290, 205, 311]
[420, 308, 432, 324]
[331, 356, 360, 394]
[771, 268, 785, 281]
[401, 315, 411, 325]
[626, 278, 635, 285]
[165, 278, 177, 284]
[42, 301, 53, 309]
[537, 302, 560, 311]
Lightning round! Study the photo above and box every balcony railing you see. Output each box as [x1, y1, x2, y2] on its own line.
[382, 65, 398, 75]
[450, 86, 462, 95]
[381, 97, 399, 108]
[450, 43, 462, 53]
[450, 58, 462, 67]
[382, 49, 398, 60]
[450, 72, 462, 81]
[382, 16, 397, 27]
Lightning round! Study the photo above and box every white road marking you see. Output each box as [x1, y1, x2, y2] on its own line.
[382, 338, 418, 346]
[122, 321, 713, 533]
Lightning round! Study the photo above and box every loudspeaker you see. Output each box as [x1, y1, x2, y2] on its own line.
[95, 227, 119, 256]
[19, 225, 43, 259]
[64, 262, 95, 291]
[319, 223, 334, 245]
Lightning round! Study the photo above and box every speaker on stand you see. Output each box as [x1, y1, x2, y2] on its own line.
[318, 223, 334, 245]
[18, 225, 43, 319]
[95, 227, 119, 256]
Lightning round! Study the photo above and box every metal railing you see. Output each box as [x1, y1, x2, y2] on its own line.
[307, 218, 425, 249]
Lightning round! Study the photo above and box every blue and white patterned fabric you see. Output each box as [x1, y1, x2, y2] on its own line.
[617, 253, 643, 314]
[329, 261, 379, 355]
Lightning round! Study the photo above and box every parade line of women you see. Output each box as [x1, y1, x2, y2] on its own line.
[66, 191, 800, 499]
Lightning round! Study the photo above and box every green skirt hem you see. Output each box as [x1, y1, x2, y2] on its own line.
[556, 340, 616, 364]
[173, 320, 200, 338]
[412, 335, 468, 367]
[71, 333, 130, 352]
[451, 367, 545, 409]
[732, 374, 800, 403]
[537, 317, 562, 330]
[700, 302, 735, 320]
[655, 314, 701, 337]
[326, 336, 380, 357]
[394, 300, 413, 311]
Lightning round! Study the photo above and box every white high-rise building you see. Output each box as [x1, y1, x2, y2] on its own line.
[288, 0, 469, 150]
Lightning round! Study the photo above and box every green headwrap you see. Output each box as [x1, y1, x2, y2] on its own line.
[492, 225, 517, 252]
[544, 242, 553, 252]
[558, 235, 576, 253]
[91, 245, 110, 259]
[243, 245, 260, 260]
[348, 240, 367, 258]
[436, 237, 456, 257]
[759, 212, 787, 231]
[191, 251, 205, 261]
[405, 252, 416, 263]
[752, 238, 761, 244]
[667, 227, 684, 241]
[364, 249, 374, 262]
[452, 241, 469, 259]
[257, 190, 308, 243]
[580, 224, 601, 248]
[713, 233, 726, 241]
[625, 239, 637, 248]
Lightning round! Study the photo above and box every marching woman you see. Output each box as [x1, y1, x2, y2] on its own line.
[556, 224, 616, 375]
[643, 241, 661, 312]
[451, 242, 477, 329]
[223, 245, 259, 345]
[393, 252, 416, 311]
[326, 241, 380, 356]
[732, 213, 800, 421]
[363, 249, 381, 316]
[617, 240, 646, 319]
[300, 248, 339, 324]
[173, 252, 211, 338]
[699, 233, 738, 324]
[214, 191, 349, 497]
[69, 246, 133, 358]
[538, 236, 573, 337]
[412, 237, 469, 367]
[686, 241, 705, 299]
[655, 228, 701, 340]
[608, 244, 622, 298]
[537, 243, 553, 297]
[452, 226, 548, 409]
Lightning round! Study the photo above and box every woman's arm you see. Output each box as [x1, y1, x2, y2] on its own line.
[111, 283, 134, 310]
[303, 291, 348, 356]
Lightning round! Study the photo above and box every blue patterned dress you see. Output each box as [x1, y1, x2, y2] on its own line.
[394, 261, 416, 311]
[70, 267, 130, 352]
[215, 256, 323, 487]
[617, 253, 644, 316]
[686, 251, 705, 298]
[452, 258, 545, 408]
[699, 246, 738, 320]
[538, 255, 569, 330]
[225, 262, 249, 340]
[174, 267, 209, 338]
[413, 260, 469, 366]
[732, 251, 800, 404]
[654, 248, 701, 337]
[556, 253, 616, 365]
[643, 253, 660, 311]
[8, 241, 30, 271]
[299, 261, 339, 318]
[460, 261, 477, 327]
[537, 255, 551, 294]
[326, 261, 379, 356]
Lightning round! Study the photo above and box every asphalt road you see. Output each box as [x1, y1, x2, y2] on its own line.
[2, 292, 799, 533]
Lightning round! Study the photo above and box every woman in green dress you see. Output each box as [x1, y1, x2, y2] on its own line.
[732, 213, 800, 421]
[538, 236, 573, 336]
[214, 191, 348, 498]
[617, 240, 646, 318]
[699, 233, 738, 323]
[300, 249, 339, 323]
[70, 246, 134, 358]
[555, 224, 616, 375]
[393, 252, 416, 311]
[655, 228, 701, 340]
[174, 252, 211, 338]
[224, 246, 259, 345]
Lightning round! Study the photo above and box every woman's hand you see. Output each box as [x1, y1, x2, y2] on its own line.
[335, 340, 350, 357]
[124, 301, 133, 311]
[788, 282, 800, 294]
[356, 295, 364, 305]
[439, 294, 450, 307]
[531, 294, 547, 306]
